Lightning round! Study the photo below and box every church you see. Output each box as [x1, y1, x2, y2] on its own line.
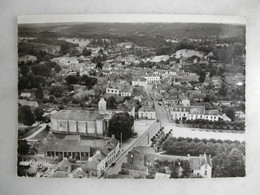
[50, 98, 111, 137]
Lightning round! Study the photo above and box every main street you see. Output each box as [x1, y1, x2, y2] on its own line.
[105, 120, 160, 176]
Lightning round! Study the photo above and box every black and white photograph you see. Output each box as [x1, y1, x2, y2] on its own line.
[17, 15, 246, 179]
[1, 0, 260, 192]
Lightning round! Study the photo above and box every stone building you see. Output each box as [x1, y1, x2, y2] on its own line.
[50, 98, 110, 136]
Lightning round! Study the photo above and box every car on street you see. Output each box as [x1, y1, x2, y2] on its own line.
[111, 162, 116, 167]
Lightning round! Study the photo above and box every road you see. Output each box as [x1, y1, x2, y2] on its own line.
[25, 124, 47, 141]
[105, 121, 160, 176]
[155, 101, 245, 141]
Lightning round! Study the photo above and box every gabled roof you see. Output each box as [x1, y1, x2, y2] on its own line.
[56, 158, 71, 172]
[40, 137, 91, 153]
[139, 106, 155, 112]
[205, 109, 219, 115]
[51, 110, 103, 121]
[18, 99, 38, 107]
[52, 171, 69, 178]
[100, 142, 116, 156]
[70, 167, 87, 178]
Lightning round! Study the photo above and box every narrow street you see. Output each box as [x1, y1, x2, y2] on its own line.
[25, 124, 47, 141]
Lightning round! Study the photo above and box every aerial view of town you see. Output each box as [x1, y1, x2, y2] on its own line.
[17, 21, 246, 179]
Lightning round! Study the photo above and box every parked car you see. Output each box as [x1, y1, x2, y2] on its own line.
[111, 162, 116, 167]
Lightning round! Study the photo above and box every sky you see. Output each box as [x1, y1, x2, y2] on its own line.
[18, 14, 246, 24]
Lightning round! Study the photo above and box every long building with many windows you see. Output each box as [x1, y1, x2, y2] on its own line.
[170, 105, 220, 121]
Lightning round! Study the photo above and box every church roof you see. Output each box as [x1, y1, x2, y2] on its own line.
[51, 110, 103, 121]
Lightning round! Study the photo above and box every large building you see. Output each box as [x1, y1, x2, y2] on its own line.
[170, 105, 220, 121]
[50, 98, 110, 136]
[143, 75, 160, 84]
[138, 106, 157, 120]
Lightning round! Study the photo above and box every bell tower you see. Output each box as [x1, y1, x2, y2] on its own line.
[98, 98, 107, 114]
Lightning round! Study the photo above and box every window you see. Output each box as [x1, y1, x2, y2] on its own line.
[205, 170, 207, 176]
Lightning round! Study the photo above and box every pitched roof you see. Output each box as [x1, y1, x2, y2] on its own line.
[18, 99, 38, 107]
[205, 109, 219, 115]
[100, 142, 116, 156]
[189, 106, 205, 114]
[51, 110, 102, 121]
[56, 158, 72, 172]
[41, 137, 91, 153]
[70, 167, 87, 178]
[52, 171, 69, 178]
[139, 106, 155, 112]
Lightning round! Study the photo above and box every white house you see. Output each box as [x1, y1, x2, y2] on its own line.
[138, 106, 157, 119]
[143, 75, 160, 84]
[106, 87, 120, 95]
[132, 77, 148, 88]
[170, 105, 220, 122]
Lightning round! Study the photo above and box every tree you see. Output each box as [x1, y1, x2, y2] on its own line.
[34, 107, 44, 121]
[49, 85, 64, 97]
[60, 41, 71, 55]
[35, 87, 44, 99]
[31, 64, 51, 77]
[179, 160, 192, 178]
[18, 76, 30, 91]
[18, 139, 30, 155]
[225, 108, 235, 122]
[18, 106, 35, 126]
[199, 71, 206, 83]
[108, 113, 134, 141]
[82, 47, 92, 56]
[65, 75, 79, 85]
[20, 65, 30, 76]
[54, 64, 62, 73]
[212, 148, 245, 177]
[96, 61, 103, 69]
[106, 96, 117, 109]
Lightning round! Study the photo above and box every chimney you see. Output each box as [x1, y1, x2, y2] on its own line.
[96, 150, 101, 155]
[112, 134, 115, 139]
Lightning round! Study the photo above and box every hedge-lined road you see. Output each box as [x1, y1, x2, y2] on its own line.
[155, 102, 245, 141]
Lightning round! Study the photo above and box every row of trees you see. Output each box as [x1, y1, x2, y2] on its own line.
[184, 118, 245, 131]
